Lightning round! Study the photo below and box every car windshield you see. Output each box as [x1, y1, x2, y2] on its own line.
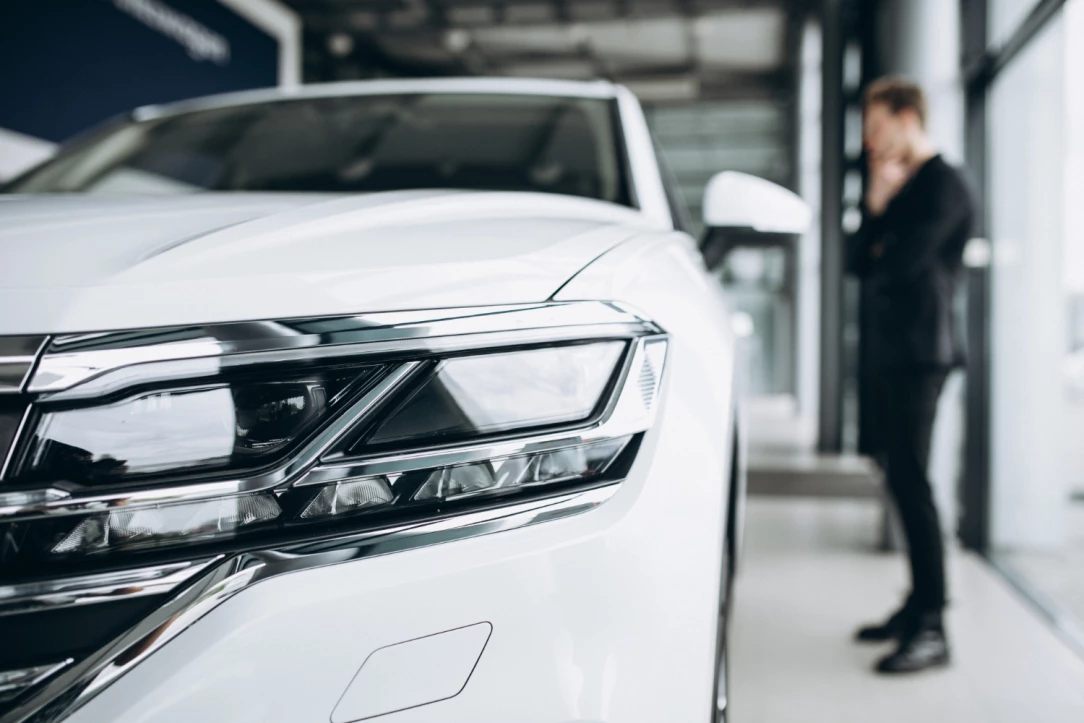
[5, 93, 631, 205]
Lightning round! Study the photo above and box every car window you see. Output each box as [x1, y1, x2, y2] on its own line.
[7, 93, 631, 206]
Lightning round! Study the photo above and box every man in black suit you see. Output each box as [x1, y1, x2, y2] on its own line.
[847, 77, 975, 674]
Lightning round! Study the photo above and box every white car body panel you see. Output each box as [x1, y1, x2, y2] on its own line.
[0, 190, 652, 334]
[65, 235, 736, 723]
[613, 85, 673, 232]
[134, 77, 624, 120]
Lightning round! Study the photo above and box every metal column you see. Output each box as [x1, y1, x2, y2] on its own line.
[959, 0, 991, 551]
[817, 0, 846, 452]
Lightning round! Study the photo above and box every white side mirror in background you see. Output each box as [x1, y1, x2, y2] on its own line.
[702, 171, 812, 235]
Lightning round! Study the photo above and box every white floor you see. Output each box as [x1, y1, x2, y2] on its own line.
[730, 498, 1084, 723]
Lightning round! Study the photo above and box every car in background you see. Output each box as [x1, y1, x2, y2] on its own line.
[0, 78, 808, 723]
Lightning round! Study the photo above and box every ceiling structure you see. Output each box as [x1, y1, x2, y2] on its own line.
[283, 0, 814, 102]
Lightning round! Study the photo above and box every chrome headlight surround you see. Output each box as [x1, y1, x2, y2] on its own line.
[0, 302, 668, 723]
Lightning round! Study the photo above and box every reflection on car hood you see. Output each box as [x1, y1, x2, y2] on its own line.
[0, 190, 651, 334]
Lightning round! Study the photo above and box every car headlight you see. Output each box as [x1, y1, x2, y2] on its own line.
[0, 303, 667, 720]
[362, 342, 625, 446]
[1, 311, 667, 577]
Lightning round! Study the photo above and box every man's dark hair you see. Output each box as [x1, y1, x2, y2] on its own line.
[864, 76, 927, 128]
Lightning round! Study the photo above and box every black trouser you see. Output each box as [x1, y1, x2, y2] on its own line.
[877, 369, 949, 614]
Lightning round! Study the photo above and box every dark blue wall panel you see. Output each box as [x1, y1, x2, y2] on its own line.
[0, 0, 279, 143]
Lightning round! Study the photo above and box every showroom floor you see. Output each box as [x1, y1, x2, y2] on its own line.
[729, 498, 1084, 723]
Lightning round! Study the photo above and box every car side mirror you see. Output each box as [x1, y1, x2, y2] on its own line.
[699, 171, 812, 271]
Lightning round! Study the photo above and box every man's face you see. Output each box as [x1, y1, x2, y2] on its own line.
[863, 103, 908, 162]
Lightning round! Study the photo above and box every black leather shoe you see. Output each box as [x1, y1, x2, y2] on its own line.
[875, 617, 950, 674]
[854, 604, 914, 642]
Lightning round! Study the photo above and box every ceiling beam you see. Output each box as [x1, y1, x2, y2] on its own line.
[293, 0, 800, 31]
[292, 0, 810, 101]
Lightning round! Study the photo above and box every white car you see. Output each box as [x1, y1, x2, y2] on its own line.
[0, 79, 807, 723]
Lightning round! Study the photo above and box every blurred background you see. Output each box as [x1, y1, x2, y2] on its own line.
[1, 0, 1083, 719]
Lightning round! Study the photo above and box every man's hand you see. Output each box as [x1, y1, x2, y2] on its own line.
[866, 156, 909, 217]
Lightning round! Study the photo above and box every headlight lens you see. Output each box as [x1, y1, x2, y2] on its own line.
[363, 342, 624, 447]
[52, 494, 282, 555]
[409, 437, 630, 501]
[300, 477, 393, 519]
[298, 436, 631, 520]
[19, 367, 381, 486]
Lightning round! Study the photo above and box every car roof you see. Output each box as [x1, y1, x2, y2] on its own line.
[134, 77, 622, 121]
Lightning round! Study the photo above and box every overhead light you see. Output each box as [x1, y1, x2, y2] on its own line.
[444, 29, 472, 53]
[327, 32, 355, 58]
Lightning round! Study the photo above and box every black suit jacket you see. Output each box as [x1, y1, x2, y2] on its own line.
[846, 155, 975, 370]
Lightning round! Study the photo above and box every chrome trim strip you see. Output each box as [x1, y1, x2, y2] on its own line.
[30, 303, 655, 397]
[0, 480, 249, 522]
[0, 363, 424, 521]
[0, 559, 219, 617]
[39, 325, 641, 404]
[133, 78, 620, 121]
[2, 483, 620, 723]
[0, 489, 69, 509]
[0, 360, 35, 394]
[0, 661, 73, 704]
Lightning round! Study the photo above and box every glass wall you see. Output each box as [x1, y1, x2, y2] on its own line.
[645, 98, 820, 449]
[988, 0, 1084, 631]
[644, 26, 823, 452]
[989, 0, 1047, 43]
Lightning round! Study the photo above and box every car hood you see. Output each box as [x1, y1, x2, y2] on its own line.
[0, 191, 653, 335]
